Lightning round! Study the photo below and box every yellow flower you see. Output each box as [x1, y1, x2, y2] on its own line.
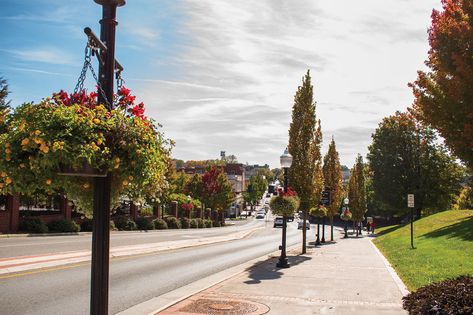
[5, 148, 11, 154]
[122, 180, 129, 186]
[0, 183, 4, 188]
[40, 144, 49, 153]
[83, 183, 90, 189]
[5, 157, 10, 161]
[34, 138, 42, 144]
[21, 138, 30, 146]
[34, 130, 41, 136]
[115, 157, 120, 163]
[0, 172, 6, 177]
[90, 142, 99, 151]
[128, 176, 133, 180]
[93, 118, 101, 124]
[46, 179, 52, 185]
[96, 139, 103, 145]
[18, 122, 25, 131]
[19, 163, 25, 168]
[5, 177, 12, 184]
[5, 143, 10, 148]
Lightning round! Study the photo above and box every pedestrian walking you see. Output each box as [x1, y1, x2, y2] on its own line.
[366, 221, 371, 233]
[371, 221, 376, 234]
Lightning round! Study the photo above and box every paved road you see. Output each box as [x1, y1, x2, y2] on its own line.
[0, 218, 258, 258]
[0, 219, 319, 315]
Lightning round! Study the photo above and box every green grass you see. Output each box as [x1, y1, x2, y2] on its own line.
[373, 210, 473, 291]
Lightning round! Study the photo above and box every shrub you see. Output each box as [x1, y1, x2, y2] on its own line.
[166, 216, 181, 229]
[80, 218, 93, 232]
[180, 217, 190, 229]
[196, 218, 204, 228]
[189, 219, 198, 228]
[135, 217, 154, 230]
[48, 219, 80, 233]
[204, 219, 212, 228]
[20, 217, 48, 233]
[114, 216, 137, 231]
[110, 220, 117, 231]
[140, 206, 153, 217]
[402, 275, 473, 315]
[213, 220, 221, 227]
[153, 218, 168, 230]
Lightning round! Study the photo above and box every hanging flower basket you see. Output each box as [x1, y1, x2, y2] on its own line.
[340, 209, 352, 221]
[310, 205, 328, 218]
[0, 88, 172, 214]
[270, 195, 300, 217]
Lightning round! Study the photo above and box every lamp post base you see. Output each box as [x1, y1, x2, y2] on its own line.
[276, 258, 290, 268]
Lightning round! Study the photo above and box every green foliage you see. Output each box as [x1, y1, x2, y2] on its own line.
[140, 205, 153, 217]
[322, 138, 343, 218]
[153, 218, 168, 230]
[47, 219, 80, 233]
[244, 174, 268, 207]
[204, 219, 213, 228]
[109, 220, 116, 231]
[288, 70, 323, 211]
[455, 185, 473, 210]
[348, 155, 367, 222]
[367, 112, 463, 217]
[195, 218, 204, 228]
[213, 220, 221, 227]
[373, 210, 473, 290]
[135, 217, 154, 230]
[180, 217, 190, 229]
[0, 92, 172, 214]
[309, 205, 328, 218]
[165, 216, 181, 229]
[270, 196, 300, 217]
[114, 217, 137, 231]
[0, 76, 10, 134]
[19, 217, 48, 233]
[189, 218, 198, 228]
[403, 276, 473, 315]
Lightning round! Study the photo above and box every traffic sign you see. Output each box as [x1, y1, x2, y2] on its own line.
[408, 194, 414, 208]
[321, 188, 331, 206]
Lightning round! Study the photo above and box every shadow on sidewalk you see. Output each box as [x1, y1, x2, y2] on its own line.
[243, 255, 311, 285]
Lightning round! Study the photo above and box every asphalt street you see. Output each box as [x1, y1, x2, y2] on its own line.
[0, 218, 317, 315]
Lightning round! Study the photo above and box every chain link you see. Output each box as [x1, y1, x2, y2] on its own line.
[73, 40, 112, 109]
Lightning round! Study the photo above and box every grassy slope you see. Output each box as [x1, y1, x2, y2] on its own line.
[373, 210, 473, 291]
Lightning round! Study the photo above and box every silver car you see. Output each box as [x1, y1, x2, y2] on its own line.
[298, 220, 310, 230]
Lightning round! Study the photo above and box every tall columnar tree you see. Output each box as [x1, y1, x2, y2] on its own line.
[348, 154, 366, 237]
[409, 0, 473, 170]
[322, 137, 343, 241]
[367, 111, 463, 218]
[288, 70, 323, 253]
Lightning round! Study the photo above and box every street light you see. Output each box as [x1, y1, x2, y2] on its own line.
[277, 148, 292, 269]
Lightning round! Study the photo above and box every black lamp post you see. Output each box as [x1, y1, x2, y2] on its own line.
[89, 1, 124, 314]
[276, 148, 292, 269]
[343, 198, 349, 238]
[316, 213, 321, 245]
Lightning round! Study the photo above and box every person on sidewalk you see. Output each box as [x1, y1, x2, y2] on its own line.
[366, 221, 371, 233]
[371, 221, 376, 234]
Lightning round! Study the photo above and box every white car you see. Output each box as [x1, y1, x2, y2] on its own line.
[298, 220, 310, 230]
[255, 213, 265, 219]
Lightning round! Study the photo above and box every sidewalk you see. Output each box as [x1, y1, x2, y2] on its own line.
[156, 234, 408, 315]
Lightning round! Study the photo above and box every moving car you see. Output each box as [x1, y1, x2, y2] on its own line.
[273, 217, 284, 228]
[255, 213, 265, 219]
[298, 220, 310, 230]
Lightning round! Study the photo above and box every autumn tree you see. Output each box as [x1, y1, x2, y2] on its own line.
[201, 166, 234, 225]
[322, 137, 343, 241]
[367, 112, 463, 218]
[409, 0, 473, 170]
[348, 154, 367, 237]
[288, 70, 324, 253]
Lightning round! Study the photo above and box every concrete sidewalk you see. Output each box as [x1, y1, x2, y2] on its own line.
[157, 235, 408, 315]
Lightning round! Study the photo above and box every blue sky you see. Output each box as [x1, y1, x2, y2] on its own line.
[0, 0, 441, 168]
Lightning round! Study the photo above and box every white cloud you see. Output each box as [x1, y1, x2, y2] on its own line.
[130, 0, 442, 167]
[3, 47, 77, 65]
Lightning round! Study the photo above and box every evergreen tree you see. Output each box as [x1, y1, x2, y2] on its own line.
[0, 76, 11, 134]
[322, 137, 343, 241]
[288, 70, 323, 253]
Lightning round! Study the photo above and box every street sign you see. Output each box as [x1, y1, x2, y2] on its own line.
[408, 194, 414, 208]
[321, 188, 331, 206]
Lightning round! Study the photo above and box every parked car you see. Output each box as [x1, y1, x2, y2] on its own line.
[273, 217, 284, 228]
[298, 220, 310, 230]
[255, 213, 265, 219]
[266, 193, 271, 198]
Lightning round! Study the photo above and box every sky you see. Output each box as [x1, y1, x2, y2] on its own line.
[0, 0, 442, 168]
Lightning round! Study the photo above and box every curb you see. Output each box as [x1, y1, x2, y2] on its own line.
[369, 238, 410, 296]
[116, 245, 297, 315]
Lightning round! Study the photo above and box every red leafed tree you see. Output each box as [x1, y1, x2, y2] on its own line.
[201, 166, 234, 223]
[409, 0, 473, 170]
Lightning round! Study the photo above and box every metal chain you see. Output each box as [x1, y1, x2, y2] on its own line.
[74, 44, 92, 94]
[73, 40, 112, 109]
[115, 71, 125, 106]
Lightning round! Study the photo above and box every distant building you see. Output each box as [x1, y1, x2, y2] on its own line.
[224, 163, 245, 218]
[244, 164, 270, 187]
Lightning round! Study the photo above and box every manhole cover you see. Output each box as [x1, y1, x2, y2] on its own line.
[177, 298, 269, 314]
